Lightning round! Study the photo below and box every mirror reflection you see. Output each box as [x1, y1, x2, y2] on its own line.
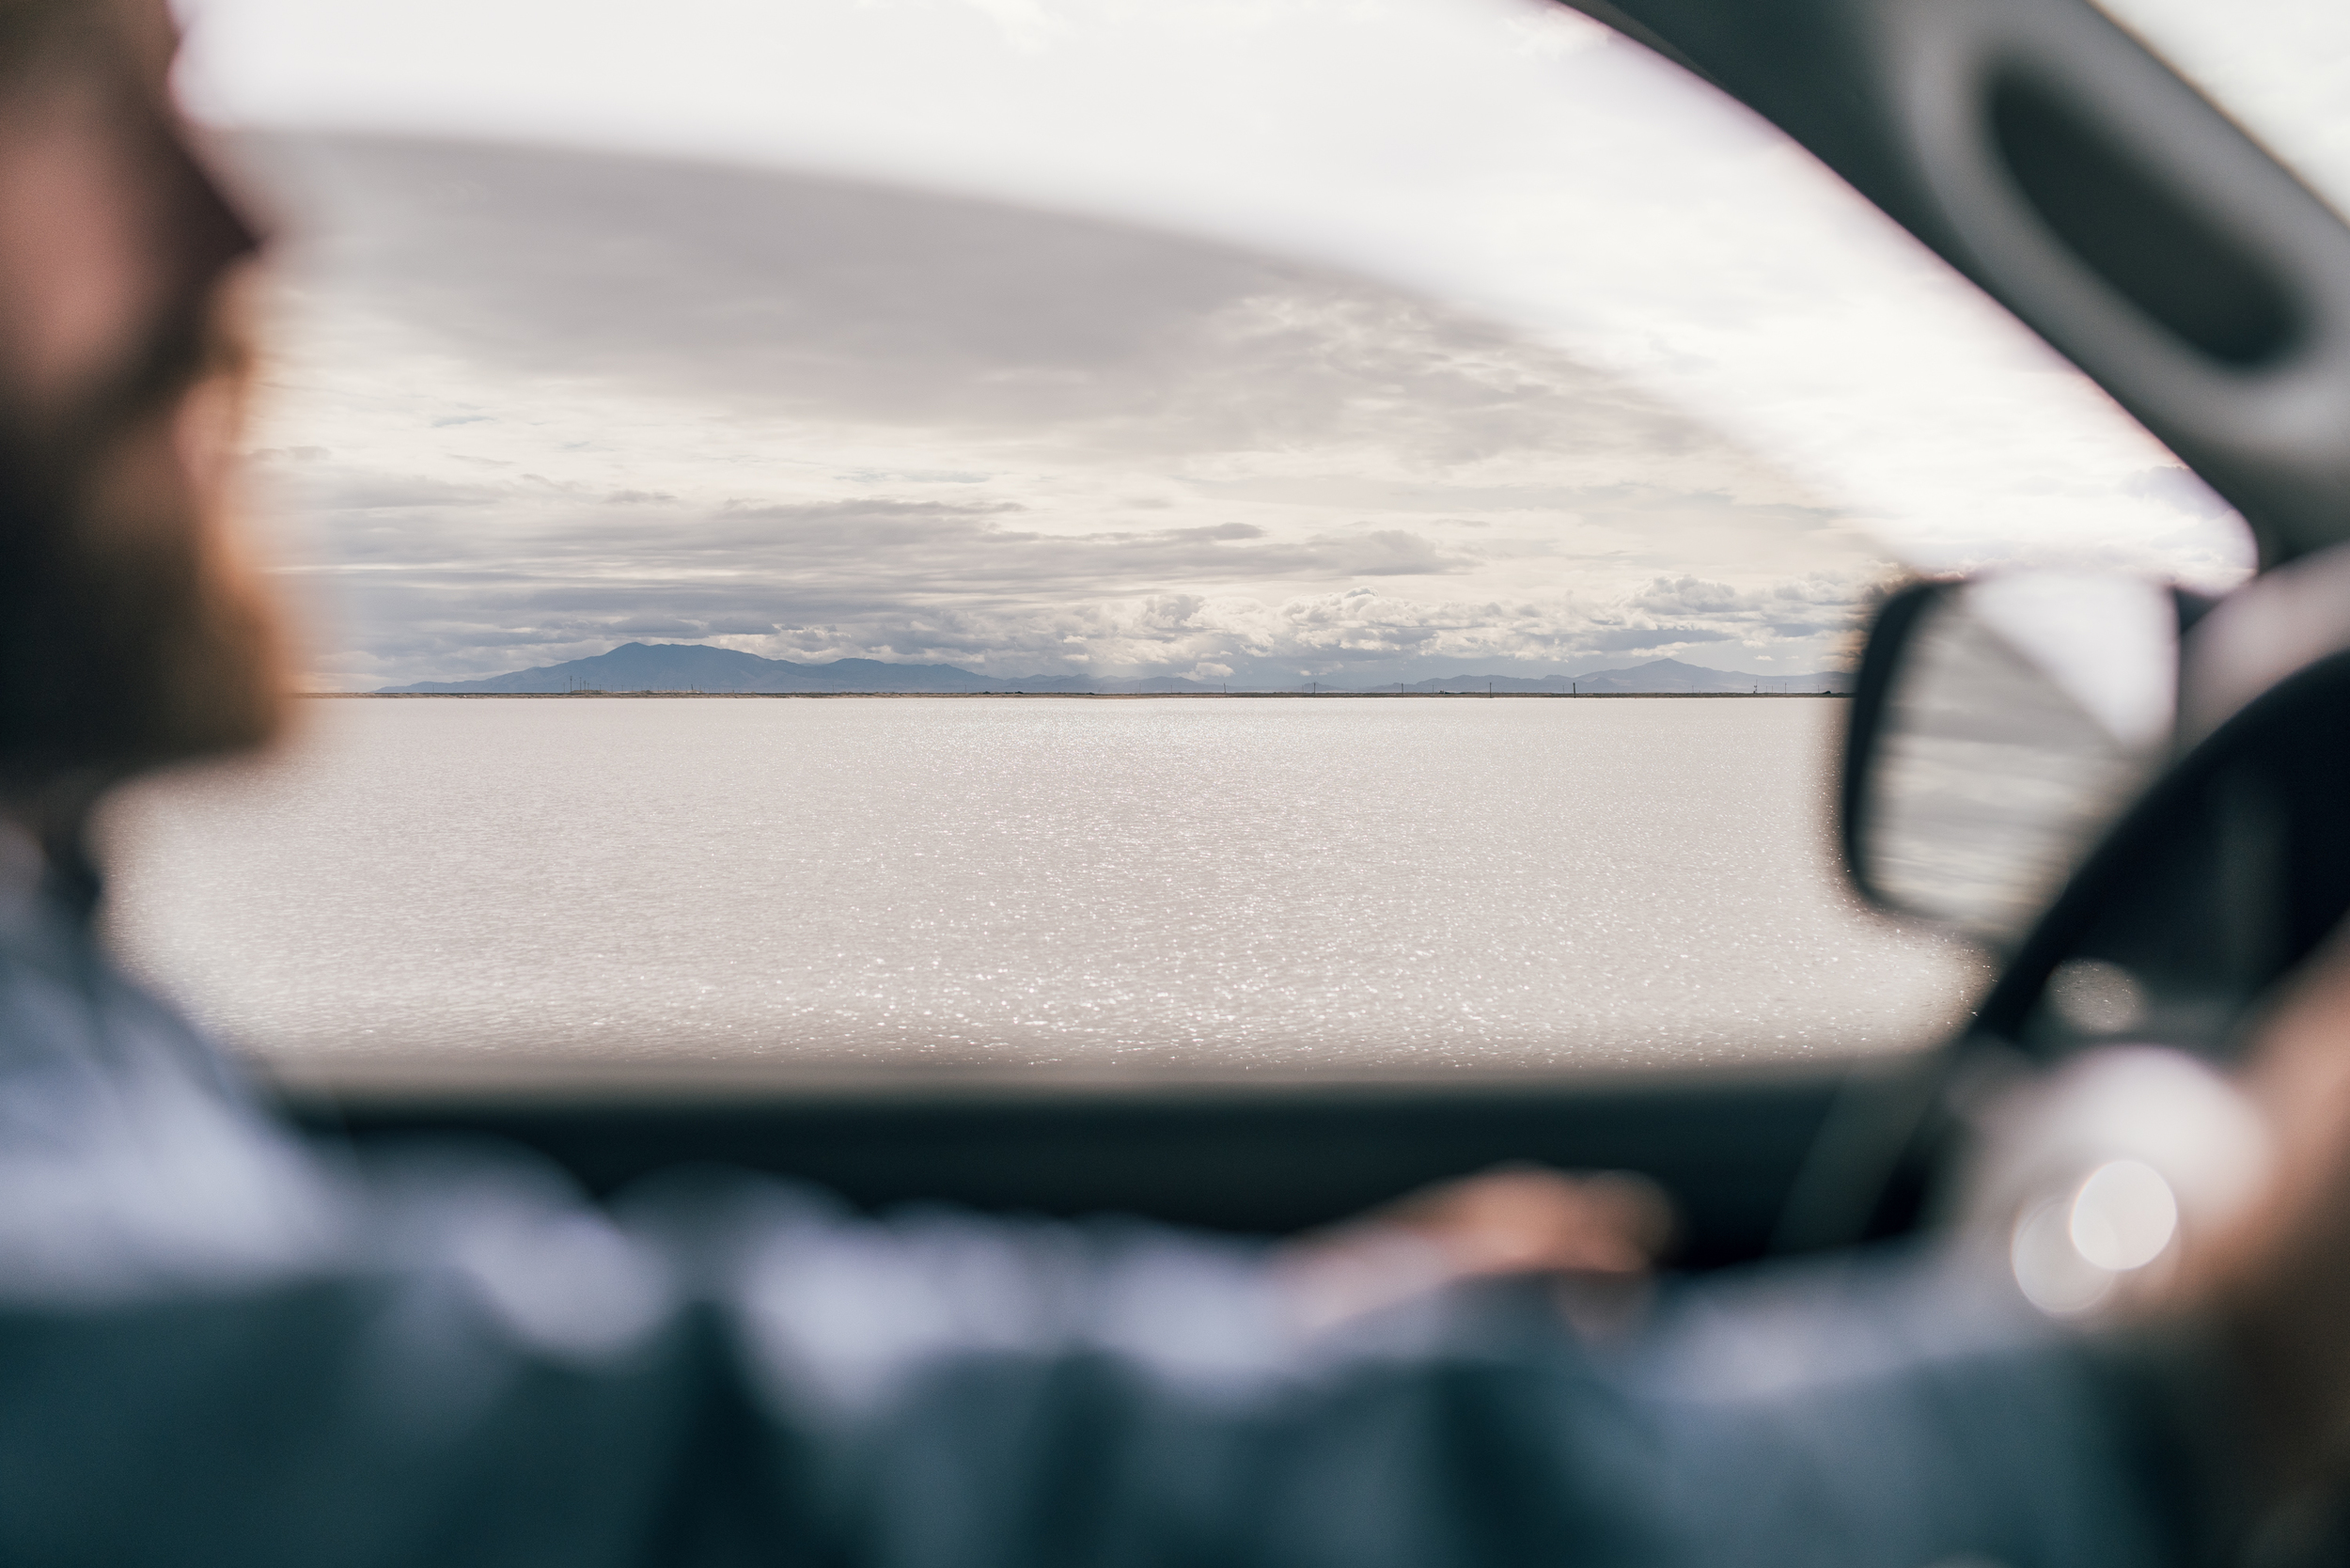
[1864, 574, 2180, 945]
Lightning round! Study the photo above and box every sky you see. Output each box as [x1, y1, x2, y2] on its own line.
[171, 0, 2314, 689]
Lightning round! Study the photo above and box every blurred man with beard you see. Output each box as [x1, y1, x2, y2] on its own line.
[0, 0, 276, 750]
[0, 2, 2335, 1563]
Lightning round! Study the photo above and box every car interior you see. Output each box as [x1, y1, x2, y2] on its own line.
[205, 0, 2350, 1276]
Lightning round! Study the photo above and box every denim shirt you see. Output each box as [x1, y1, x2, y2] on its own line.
[0, 830, 2208, 1567]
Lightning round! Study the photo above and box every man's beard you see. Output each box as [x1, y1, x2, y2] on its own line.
[0, 275, 288, 800]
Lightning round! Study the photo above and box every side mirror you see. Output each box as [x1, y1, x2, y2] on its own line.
[1841, 573, 2185, 950]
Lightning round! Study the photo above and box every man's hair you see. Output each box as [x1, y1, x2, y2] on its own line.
[0, 0, 286, 798]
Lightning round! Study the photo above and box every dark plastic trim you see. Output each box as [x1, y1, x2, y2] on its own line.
[285, 1061, 1872, 1266]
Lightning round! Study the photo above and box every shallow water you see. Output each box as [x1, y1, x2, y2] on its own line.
[99, 698, 1983, 1079]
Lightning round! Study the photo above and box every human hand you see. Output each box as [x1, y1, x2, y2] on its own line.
[1276, 1166, 1673, 1337]
[2180, 936, 2350, 1490]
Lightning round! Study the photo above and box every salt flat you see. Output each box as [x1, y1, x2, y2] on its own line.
[100, 698, 1983, 1081]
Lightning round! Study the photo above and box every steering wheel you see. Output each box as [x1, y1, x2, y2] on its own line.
[1775, 549, 2350, 1257]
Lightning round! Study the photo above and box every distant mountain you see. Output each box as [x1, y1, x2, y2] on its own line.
[1355, 659, 1851, 695]
[989, 674, 1226, 695]
[381, 643, 1851, 696]
[379, 642, 1232, 694]
[1553, 658, 1850, 695]
[383, 642, 990, 693]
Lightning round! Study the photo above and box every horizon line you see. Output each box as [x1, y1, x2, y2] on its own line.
[303, 689, 1854, 701]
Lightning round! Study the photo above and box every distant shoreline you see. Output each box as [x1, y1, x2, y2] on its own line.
[303, 690, 1852, 700]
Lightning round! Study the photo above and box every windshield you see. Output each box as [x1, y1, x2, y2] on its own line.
[105, 0, 2252, 1090]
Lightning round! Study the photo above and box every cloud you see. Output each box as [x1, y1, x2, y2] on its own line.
[1630, 575, 1745, 615]
[191, 0, 2257, 627]
[240, 133, 1893, 688]
[244, 133, 1802, 476]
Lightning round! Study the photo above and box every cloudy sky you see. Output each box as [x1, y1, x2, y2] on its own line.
[172, 0, 2317, 688]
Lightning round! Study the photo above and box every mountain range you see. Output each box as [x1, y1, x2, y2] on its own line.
[379, 644, 1852, 695]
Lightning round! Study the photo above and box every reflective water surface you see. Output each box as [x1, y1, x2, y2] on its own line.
[100, 698, 1983, 1083]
